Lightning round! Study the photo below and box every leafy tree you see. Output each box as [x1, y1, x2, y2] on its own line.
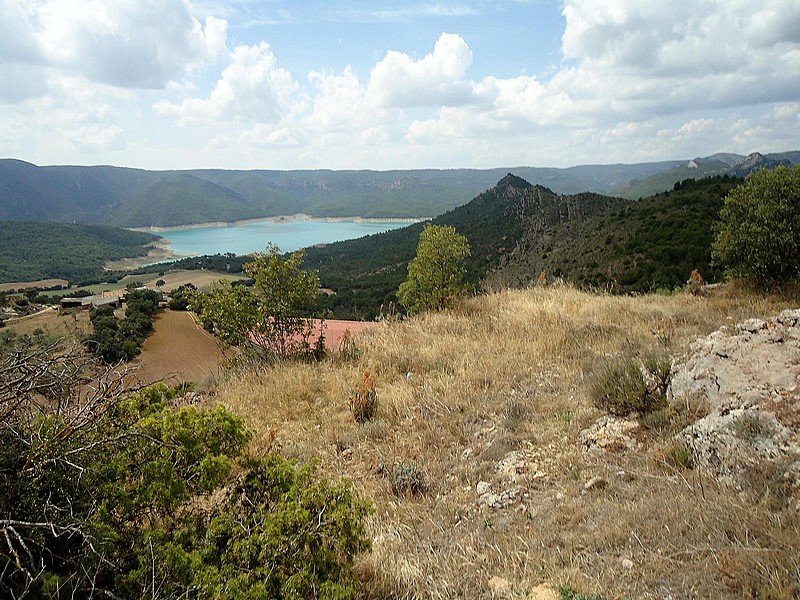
[193, 244, 321, 360]
[712, 165, 800, 285]
[398, 224, 471, 313]
[85, 289, 160, 363]
[0, 337, 372, 599]
[167, 283, 197, 310]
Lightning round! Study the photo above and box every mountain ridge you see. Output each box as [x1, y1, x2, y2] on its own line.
[2, 154, 779, 227]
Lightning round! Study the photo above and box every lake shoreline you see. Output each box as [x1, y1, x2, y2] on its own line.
[130, 213, 428, 234]
[114, 216, 422, 271]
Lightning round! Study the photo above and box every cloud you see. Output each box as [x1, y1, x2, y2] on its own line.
[558, 0, 800, 115]
[0, 0, 227, 91]
[368, 33, 475, 107]
[306, 66, 383, 133]
[155, 41, 302, 125]
[3, 1, 798, 170]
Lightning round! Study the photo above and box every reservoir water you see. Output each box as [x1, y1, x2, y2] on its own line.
[156, 219, 412, 257]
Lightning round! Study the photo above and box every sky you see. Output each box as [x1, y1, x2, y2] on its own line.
[1, 0, 798, 170]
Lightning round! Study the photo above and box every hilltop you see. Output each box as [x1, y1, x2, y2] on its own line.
[613, 151, 800, 199]
[206, 284, 799, 598]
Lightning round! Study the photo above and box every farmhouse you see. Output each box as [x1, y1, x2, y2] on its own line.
[59, 295, 122, 314]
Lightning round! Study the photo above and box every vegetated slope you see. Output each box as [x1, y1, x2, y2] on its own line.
[306, 174, 742, 318]
[0, 221, 159, 283]
[0, 159, 690, 227]
[614, 151, 797, 199]
[489, 175, 742, 292]
[0, 160, 154, 222]
[101, 173, 264, 227]
[305, 174, 630, 319]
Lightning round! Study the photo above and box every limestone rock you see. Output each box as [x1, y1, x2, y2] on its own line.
[669, 309, 800, 506]
[580, 415, 642, 452]
[527, 583, 559, 600]
[583, 476, 607, 492]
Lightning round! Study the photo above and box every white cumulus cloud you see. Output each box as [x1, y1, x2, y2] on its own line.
[368, 32, 475, 107]
[155, 41, 302, 126]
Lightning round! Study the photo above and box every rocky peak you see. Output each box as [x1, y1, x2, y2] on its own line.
[731, 151, 791, 177]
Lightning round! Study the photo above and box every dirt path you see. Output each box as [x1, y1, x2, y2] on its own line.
[131, 309, 226, 386]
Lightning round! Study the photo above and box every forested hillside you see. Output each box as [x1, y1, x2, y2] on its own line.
[306, 175, 741, 318]
[0, 221, 159, 283]
[488, 175, 741, 292]
[613, 151, 799, 199]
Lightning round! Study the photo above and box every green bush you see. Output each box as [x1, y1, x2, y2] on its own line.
[590, 355, 671, 417]
[0, 341, 373, 600]
[559, 585, 608, 600]
[713, 165, 800, 286]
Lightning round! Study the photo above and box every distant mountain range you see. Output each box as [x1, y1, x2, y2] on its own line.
[613, 151, 800, 199]
[2, 151, 796, 227]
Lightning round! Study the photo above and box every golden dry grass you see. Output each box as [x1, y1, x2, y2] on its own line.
[210, 284, 800, 599]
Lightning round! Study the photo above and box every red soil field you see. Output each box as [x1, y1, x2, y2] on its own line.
[132, 312, 380, 386]
[308, 319, 381, 348]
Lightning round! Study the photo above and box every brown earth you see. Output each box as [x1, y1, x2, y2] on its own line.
[4, 306, 91, 338]
[308, 319, 381, 348]
[0, 279, 69, 292]
[130, 309, 226, 386]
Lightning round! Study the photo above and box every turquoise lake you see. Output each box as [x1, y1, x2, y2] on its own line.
[154, 219, 411, 257]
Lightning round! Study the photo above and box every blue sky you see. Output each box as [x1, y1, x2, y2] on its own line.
[1, 0, 798, 170]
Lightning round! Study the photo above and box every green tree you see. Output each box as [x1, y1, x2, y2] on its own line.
[192, 244, 321, 360]
[712, 165, 800, 285]
[398, 224, 471, 313]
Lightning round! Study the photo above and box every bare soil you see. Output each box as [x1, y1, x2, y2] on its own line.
[0, 279, 69, 292]
[310, 319, 381, 349]
[130, 309, 226, 386]
[4, 307, 91, 339]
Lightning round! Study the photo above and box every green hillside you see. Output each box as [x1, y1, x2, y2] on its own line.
[493, 175, 741, 292]
[615, 160, 731, 199]
[305, 175, 741, 319]
[0, 221, 159, 284]
[614, 151, 799, 199]
[102, 173, 264, 227]
[304, 174, 629, 319]
[0, 159, 685, 227]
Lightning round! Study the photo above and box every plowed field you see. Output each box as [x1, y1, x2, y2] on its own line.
[131, 309, 225, 386]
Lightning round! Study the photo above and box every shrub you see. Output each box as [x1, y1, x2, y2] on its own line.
[663, 441, 694, 470]
[590, 355, 671, 417]
[349, 370, 378, 423]
[559, 585, 608, 600]
[390, 462, 428, 496]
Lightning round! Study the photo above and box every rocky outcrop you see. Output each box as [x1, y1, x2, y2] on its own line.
[668, 309, 800, 507]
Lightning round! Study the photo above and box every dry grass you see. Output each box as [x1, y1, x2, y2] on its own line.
[212, 284, 800, 599]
